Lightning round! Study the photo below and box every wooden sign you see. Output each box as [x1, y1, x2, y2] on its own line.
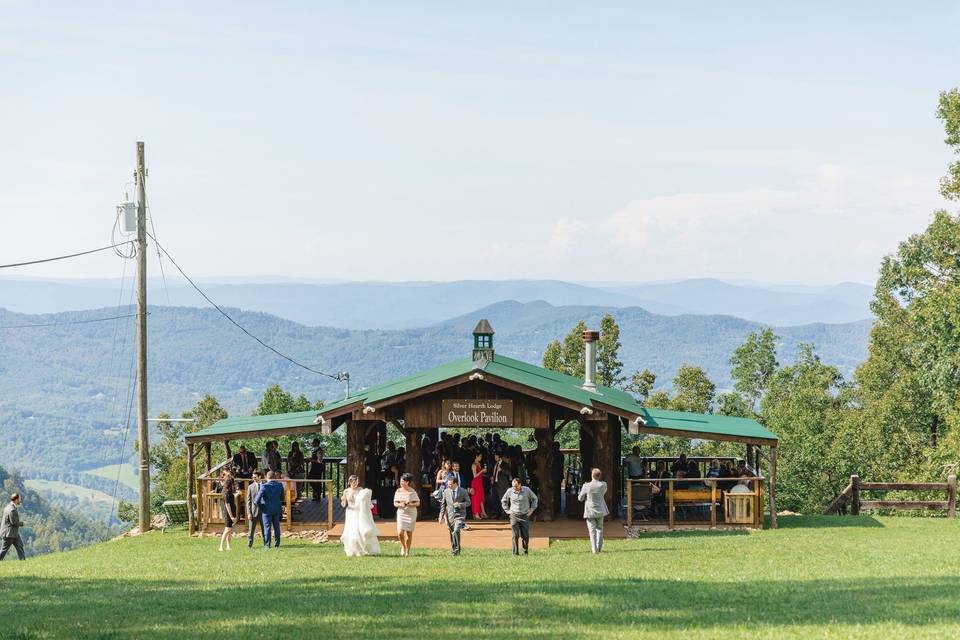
[441, 399, 514, 427]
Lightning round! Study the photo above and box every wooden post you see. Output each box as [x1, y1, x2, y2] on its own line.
[710, 480, 717, 528]
[186, 442, 196, 534]
[345, 418, 366, 486]
[746, 444, 754, 471]
[948, 474, 957, 518]
[285, 483, 292, 527]
[591, 416, 618, 517]
[204, 442, 212, 474]
[768, 446, 778, 529]
[405, 428, 422, 490]
[134, 141, 150, 533]
[327, 481, 334, 527]
[224, 440, 232, 461]
[850, 474, 860, 516]
[534, 427, 555, 521]
[626, 479, 633, 527]
[579, 421, 594, 484]
[668, 479, 674, 529]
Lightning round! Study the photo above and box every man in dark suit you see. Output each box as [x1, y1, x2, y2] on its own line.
[0, 492, 25, 561]
[245, 471, 264, 549]
[254, 471, 285, 549]
[232, 444, 258, 479]
[441, 477, 471, 555]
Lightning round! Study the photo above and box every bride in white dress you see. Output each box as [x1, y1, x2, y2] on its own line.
[340, 475, 381, 556]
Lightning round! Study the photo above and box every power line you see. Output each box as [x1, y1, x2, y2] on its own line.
[146, 232, 344, 382]
[0, 312, 141, 330]
[0, 242, 134, 269]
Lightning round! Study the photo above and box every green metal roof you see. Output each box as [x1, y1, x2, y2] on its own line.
[187, 352, 777, 443]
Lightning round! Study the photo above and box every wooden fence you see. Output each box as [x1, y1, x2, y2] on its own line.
[625, 477, 765, 529]
[823, 474, 958, 516]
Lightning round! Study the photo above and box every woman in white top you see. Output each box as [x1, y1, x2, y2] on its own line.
[340, 475, 380, 556]
[393, 472, 421, 557]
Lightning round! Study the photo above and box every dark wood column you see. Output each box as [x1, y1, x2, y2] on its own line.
[593, 416, 618, 517]
[768, 445, 778, 529]
[579, 420, 594, 484]
[346, 418, 366, 486]
[204, 442, 212, 473]
[405, 427, 422, 489]
[186, 442, 196, 535]
[534, 427, 555, 521]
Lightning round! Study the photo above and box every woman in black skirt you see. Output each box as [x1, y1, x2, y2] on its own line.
[219, 468, 237, 551]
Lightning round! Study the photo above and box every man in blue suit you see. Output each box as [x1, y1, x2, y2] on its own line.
[255, 470, 285, 549]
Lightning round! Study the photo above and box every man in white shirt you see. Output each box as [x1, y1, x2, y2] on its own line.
[623, 446, 644, 479]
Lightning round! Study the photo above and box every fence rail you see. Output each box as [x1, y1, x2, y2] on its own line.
[823, 474, 957, 517]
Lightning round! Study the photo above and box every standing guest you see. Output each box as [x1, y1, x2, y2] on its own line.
[255, 470, 285, 549]
[470, 452, 488, 519]
[450, 461, 464, 488]
[501, 477, 538, 556]
[287, 442, 306, 499]
[441, 477, 470, 555]
[232, 444, 258, 479]
[218, 468, 237, 552]
[262, 441, 281, 473]
[491, 452, 512, 519]
[245, 471, 264, 549]
[307, 449, 325, 502]
[435, 459, 453, 523]
[578, 468, 609, 554]
[671, 454, 688, 475]
[310, 438, 323, 461]
[624, 446, 644, 480]
[0, 493, 25, 561]
[393, 473, 421, 557]
[381, 440, 398, 474]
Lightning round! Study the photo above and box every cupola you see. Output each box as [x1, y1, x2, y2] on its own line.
[472, 318, 495, 363]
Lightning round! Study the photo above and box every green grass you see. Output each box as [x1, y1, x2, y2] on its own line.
[24, 479, 114, 503]
[1, 515, 959, 639]
[84, 463, 139, 492]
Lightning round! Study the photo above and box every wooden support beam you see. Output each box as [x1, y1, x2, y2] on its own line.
[224, 440, 232, 461]
[534, 427, 555, 521]
[746, 444, 754, 469]
[186, 442, 196, 535]
[579, 421, 595, 484]
[204, 442, 212, 474]
[768, 446, 778, 529]
[405, 427, 422, 491]
[592, 416, 618, 517]
[948, 475, 957, 519]
[850, 474, 860, 516]
[668, 479, 674, 529]
[345, 418, 366, 486]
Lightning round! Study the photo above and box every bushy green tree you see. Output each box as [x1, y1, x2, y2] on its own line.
[626, 368, 657, 402]
[670, 365, 716, 414]
[729, 327, 779, 409]
[938, 88, 960, 200]
[598, 314, 625, 388]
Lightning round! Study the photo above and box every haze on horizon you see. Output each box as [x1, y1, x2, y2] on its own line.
[1, 2, 957, 287]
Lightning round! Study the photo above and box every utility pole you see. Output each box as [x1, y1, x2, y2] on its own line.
[135, 141, 151, 532]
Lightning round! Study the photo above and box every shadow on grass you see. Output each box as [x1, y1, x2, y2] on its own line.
[2, 571, 959, 639]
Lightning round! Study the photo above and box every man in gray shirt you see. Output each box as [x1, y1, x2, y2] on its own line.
[501, 477, 538, 556]
[245, 471, 264, 549]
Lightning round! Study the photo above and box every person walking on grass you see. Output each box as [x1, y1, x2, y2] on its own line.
[442, 476, 470, 555]
[578, 468, 609, 554]
[255, 470, 285, 549]
[218, 468, 237, 552]
[393, 473, 420, 557]
[501, 477, 538, 556]
[246, 470, 264, 549]
[0, 492, 25, 561]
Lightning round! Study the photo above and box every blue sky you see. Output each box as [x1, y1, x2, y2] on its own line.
[1, 2, 957, 284]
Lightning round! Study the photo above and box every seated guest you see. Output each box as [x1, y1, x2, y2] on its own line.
[671, 454, 688, 475]
[685, 460, 705, 489]
[706, 459, 721, 478]
[232, 444, 258, 478]
[730, 473, 755, 494]
[719, 461, 736, 491]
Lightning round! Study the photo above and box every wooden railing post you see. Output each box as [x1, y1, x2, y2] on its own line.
[710, 480, 717, 528]
[667, 479, 674, 529]
[327, 480, 334, 528]
[186, 442, 196, 534]
[948, 475, 957, 518]
[626, 479, 633, 527]
[850, 475, 860, 516]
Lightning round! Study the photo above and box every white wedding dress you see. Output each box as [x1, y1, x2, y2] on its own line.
[341, 488, 381, 556]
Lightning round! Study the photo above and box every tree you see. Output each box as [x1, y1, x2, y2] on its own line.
[256, 384, 319, 416]
[938, 88, 960, 200]
[542, 320, 587, 380]
[670, 365, 716, 414]
[645, 390, 672, 409]
[626, 369, 657, 402]
[716, 392, 752, 418]
[729, 328, 779, 409]
[598, 314, 625, 388]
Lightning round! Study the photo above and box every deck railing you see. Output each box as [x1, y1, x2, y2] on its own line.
[625, 477, 765, 529]
[198, 477, 335, 532]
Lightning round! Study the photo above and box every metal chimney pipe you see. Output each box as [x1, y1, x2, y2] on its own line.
[582, 330, 600, 391]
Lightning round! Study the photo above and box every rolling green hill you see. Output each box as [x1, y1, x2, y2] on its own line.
[0, 302, 870, 480]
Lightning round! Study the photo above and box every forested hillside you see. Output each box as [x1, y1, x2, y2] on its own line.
[0, 301, 869, 481]
[0, 465, 115, 556]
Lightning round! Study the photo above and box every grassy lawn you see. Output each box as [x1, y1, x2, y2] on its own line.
[84, 463, 139, 492]
[24, 479, 114, 503]
[1, 515, 959, 639]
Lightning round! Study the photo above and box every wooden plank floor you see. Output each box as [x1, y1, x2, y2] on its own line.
[326, 518, 627, 550]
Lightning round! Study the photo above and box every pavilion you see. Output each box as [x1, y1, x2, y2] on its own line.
[184, 320, 779, 536]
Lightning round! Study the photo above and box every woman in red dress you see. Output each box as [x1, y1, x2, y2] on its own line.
[470, 452, 488, 519]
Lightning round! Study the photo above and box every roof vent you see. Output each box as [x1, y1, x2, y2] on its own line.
[472, 319, 495, 364]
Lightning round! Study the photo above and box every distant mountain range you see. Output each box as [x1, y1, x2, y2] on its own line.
[0, 277, 874, 328]
[0, 300, 871, 483]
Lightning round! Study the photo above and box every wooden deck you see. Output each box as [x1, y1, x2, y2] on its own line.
[326, 518, 628, 550]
